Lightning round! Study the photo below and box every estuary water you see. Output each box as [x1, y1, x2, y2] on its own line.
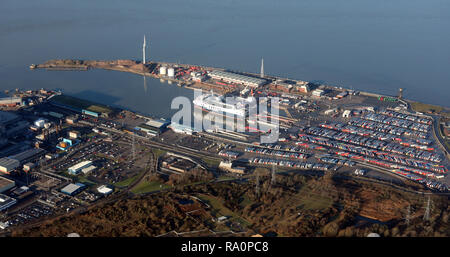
[1, 0, 449, 118]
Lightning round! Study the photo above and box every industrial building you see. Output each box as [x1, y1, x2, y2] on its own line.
[57, 138, 79, 151]
[208, 70, 267, 88]
[34, 118, 46, 128]
[68, 160, 93, 175]
[161, 156, 197, 173]
[81, 165, 96, 175]
[0, 194, 17, 211]
[0, 97, 22, 107]
[0, 176, 15, 193]
[218, 161, 246, 174]
[97, 185, 113, 195]
[66, 116, 78, 124]
[312, 89, 325, 97]
[136, 119, 169, 136]
[8, 148, 46, 164]
[49, 94, 113, 118]
[0, 111, 29, 139]
[68, 130, 81, 139]
[61, 183, 85, 196]
[0, 157, 20, 174]
[296, 83, 310, 93]
[48, 111, 64, 119]
[23, 162, 35, 172]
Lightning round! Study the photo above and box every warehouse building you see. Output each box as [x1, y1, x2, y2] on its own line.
[0, 157, 20, 174]
[208, 70, 267, 88]
[61, 183, 85, 196]
[81, 165, 96, 175]
[68, 160, 93, 175]
[8, 148, 46, 164]
[312, 89, 325, 97]
[0, 176, 15, 194]
[97, 185, 113, 195]
[218, 161, 246, 175]
[136, 119, 169, 136]
[0, 194, 17, 211]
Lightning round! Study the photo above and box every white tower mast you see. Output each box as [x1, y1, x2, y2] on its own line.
[143, 35, 146, 65]
[260, 57, 264, 78]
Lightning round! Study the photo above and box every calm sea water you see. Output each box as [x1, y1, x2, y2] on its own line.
[1, 0, 449, 117]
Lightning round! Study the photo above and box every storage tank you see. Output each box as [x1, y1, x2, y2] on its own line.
[167, 67, 175, 77]
[159, 66, 167, 75]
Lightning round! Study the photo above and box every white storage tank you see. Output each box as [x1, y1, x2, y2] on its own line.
[167, 67, 175, 77]
[159, 66, 167, 75]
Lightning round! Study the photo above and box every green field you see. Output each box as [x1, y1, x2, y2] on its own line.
[151, 148, 167, 159]
[76, 176, 97, 187]
[202, 157, 221, 168]
[295, 187, 334, 210]
[50, 94, 113, 115]
[113, 172, 142, 188]
[410, 101, 445, 115]
[198, 193, 251, 227]
[217, 175, 235, 182]
[239, 195, 254, 208]
[130, 180, 171, 194]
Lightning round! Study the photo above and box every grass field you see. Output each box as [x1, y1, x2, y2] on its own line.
[113, 172, 143, 188]
[410, 101, 445, 115]
[217, 175, 235, 181]
[202, 157, 221, 168]
[130, 180, 171, 194]
[295, 187, 334, 210]
[86, 105, 112, 114]
[151, 148, 167, 159]
[198, 193, 251, 227]
[50, 94, 113, 115]
[239, 195, 254, 208]
[76, 176, 97, 187]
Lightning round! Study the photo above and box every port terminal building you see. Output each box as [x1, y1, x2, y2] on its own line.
[136, 119, 169, 136]
[49, 94, 114, 118]
[208, 70, 267, 88]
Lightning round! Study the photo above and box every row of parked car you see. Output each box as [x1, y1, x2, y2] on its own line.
[255, 143, 307, 153]
[318, 156, 356, 167]
[420, 179, 448, 192]
[296, 133, 447, 176]
[381, 109, 432, 125]
[245, 147, 308, 160]
[249, 157, 331, 171]
[218, 150, 240, 159]
[338, 120, 433, 149]
[305, 127, 442, 163]
[313, 125, 440, 162]
[349, 117, 427, 139]
[362, 113, 430, 133]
